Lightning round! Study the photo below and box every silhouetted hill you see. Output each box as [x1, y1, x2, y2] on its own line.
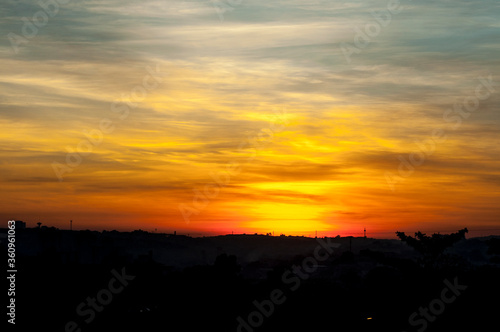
[1, 228, 499, 332]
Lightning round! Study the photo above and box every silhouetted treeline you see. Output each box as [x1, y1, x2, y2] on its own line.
[2, 227, 499, 332]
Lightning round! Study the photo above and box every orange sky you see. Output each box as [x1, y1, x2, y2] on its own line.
[1, 1, 499, 238]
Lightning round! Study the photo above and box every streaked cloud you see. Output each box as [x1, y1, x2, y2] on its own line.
[1, 0, 499, 236]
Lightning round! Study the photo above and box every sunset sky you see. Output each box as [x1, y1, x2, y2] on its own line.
[1, 0, 499, 237]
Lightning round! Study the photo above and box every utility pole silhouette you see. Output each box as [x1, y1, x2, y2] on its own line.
[364, 227, 366, 238]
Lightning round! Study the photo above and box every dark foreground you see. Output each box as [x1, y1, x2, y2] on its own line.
[2, 227, 500, 332]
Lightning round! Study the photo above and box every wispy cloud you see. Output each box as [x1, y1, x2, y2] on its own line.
[1, 0, 499, 235]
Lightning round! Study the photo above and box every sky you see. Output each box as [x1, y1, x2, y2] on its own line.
[1, 0, 499, 237]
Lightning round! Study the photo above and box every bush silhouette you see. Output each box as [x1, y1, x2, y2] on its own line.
[395, 228, 468, 258]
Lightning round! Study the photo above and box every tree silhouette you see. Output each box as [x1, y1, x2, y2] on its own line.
[396, 228, 468, 259]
